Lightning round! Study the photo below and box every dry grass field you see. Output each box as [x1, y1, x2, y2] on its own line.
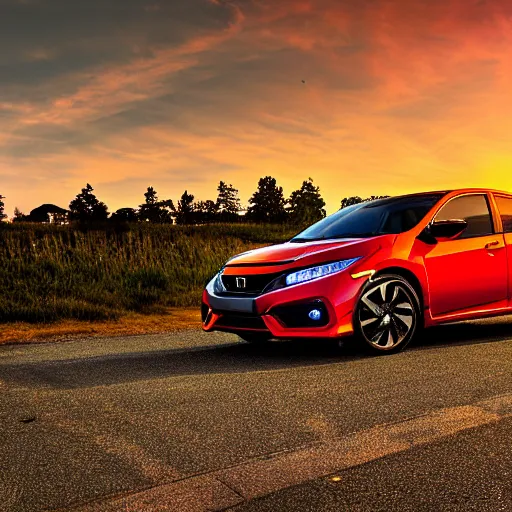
[0, 222, 299, 343]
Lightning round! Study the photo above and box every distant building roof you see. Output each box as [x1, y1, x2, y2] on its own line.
[29, 204, 69, 222]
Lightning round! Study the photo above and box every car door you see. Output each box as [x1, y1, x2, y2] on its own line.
[424, 193, 507, 317]
[492, 194, 512, 302]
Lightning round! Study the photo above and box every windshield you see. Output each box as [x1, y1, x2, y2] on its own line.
[291, 193, 445, 242]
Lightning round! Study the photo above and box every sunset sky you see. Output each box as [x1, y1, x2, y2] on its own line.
[2, 0, 512, 217]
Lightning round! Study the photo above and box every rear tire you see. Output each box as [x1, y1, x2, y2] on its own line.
[354, 274, 421, 355]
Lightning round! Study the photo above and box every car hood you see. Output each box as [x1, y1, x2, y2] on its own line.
[225, 237, 387, 267]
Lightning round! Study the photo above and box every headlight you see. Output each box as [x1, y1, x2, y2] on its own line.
[213, 272, 227, 294]
[285, 258, 361, 286]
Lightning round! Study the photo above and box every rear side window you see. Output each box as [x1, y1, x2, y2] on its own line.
[434, 194, 493, 239]
[494, 195, 512, 233]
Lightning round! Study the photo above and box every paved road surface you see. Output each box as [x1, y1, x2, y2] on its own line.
[0, 318, 511, 511]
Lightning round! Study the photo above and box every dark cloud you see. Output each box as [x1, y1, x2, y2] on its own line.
[0, 0, 236, 88]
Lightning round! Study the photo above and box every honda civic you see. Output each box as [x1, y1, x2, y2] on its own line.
[202, 189, 512, 354]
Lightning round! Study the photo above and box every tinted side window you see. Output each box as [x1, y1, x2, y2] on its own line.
[495, 195, 512, 233]
[435, 194, 493, 239]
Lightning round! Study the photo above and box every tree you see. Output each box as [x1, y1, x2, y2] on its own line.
[13, 207, 29, 223]
[204, 200, 218, 218]
[246, 176, 287, 223]
[216, 181, 241, 221]
[194, 200, 218, 224]
[0, 195, 6, 221]
[340, 195, 390, 209]
[288, 178, 326, 224]
[69, 184, 109, 223]
[111, 208, 138, 223]
[176, 190, 195, 225]
[366, 195, 390, 201]
[340, 196, 364, 209]
[144, 186, 158, 205]
[138, 186, 174, 224]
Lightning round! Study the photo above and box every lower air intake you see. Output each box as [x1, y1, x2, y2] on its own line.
[215, 312, 268, 330]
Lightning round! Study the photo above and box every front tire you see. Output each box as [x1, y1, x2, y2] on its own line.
[354, 274, 420, 355]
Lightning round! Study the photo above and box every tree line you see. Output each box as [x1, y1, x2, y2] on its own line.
[2, 177, 388, 226]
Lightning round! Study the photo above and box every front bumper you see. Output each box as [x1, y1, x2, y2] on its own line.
[202, 270, 369, 339]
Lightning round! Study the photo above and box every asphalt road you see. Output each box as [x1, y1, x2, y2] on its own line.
[0, 318, 511, 511]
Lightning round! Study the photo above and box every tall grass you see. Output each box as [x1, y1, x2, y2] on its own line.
[0, 223, 299, 323]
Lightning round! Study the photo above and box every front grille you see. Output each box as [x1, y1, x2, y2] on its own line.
[215, 312, 268, 330]
[221, 272, 281, 294]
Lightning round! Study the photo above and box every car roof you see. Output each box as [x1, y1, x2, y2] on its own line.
[447, 187, 512, 196]
[359, 189, 512, 211]
[390, 188, 512, 200]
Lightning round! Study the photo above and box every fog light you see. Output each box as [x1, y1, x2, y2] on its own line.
[308, 309, 322, 321]
[272, 301, 329, 328]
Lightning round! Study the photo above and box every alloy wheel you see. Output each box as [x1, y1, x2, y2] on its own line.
[358, 279, 417, 350]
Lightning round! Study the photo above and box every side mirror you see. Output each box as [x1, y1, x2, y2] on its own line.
[430, 219, 468, 240]
[416, 225, 437, 245]
[417, 219, 468, 245]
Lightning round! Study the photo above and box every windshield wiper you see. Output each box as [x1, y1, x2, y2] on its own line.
[289, 237, 313, 243]
[325, 232, 377, 240]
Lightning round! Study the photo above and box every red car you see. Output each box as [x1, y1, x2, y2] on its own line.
[202, 188, 512, 354]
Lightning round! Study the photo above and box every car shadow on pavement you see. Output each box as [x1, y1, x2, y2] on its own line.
[1, 318, 511, 390]
[412, 317, 512, 350]
[0, 339, 355, 389]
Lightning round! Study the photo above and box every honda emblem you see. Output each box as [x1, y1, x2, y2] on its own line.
[235, 277, 247, 289]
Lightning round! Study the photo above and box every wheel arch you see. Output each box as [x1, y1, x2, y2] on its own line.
[371, 266, 425, 315]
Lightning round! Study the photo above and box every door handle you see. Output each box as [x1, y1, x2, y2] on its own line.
[485, 240, 500, 249]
